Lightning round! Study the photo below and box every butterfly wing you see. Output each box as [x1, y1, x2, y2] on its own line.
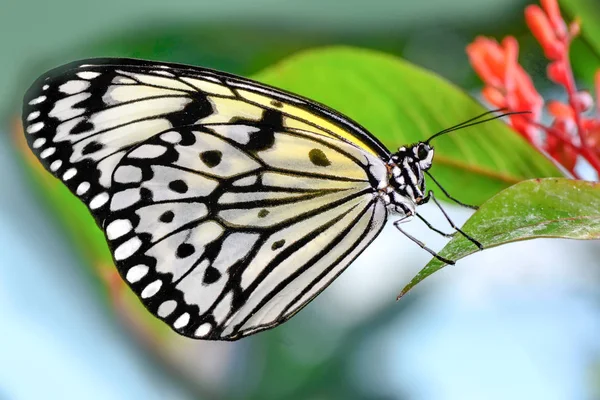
[106, 125, 387, 339]
[23, 58, 390, 225]
[22, 58, 390, 340]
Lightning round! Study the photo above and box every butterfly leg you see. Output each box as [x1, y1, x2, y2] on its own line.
[427, 190, 483, 250]
[393, 217, 456, 265]
[414, 192, 456, 237]
[425, 171, 479, 210]
[416, 213, 456, 237]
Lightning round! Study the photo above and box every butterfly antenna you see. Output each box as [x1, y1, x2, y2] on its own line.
[425, 108, 507, 142]
[425, 109, 531, 144]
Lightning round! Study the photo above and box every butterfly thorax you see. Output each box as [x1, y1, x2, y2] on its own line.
[381, 142, 434, 216]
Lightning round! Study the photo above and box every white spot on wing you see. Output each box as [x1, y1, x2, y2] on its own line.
[195, 323, 212, 337]
[62, 168, 77, 181]
[128, 144, 167, 159]
[114, 165, 142, 183]
[26, 122, 44, 134]
[27, 111, 40, 121]
[114, 236, 142, 260]
[126, 264, 149, 283]
[29, 96, 46, 105]
[160, 131, 181, 144]
[106, 219, 133, 240]
[158, 300, 177, 317]
[32, 138, 46, 148]
[77, 71, 100, 80]
[40, 147, 56, 159]
[42, 84, 49, 90]
[50, 160, 62, 171]
[173, 313, 190, 329]
[232, 175, 257, 186]
[59, 80, 90, 94]
[141, 279, 162, 298]
[110, 188, 141, 211]
[89, 192, 109, 209]
[76, 182, 90, 195]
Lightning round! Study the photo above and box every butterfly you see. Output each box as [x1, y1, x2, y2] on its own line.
[22, 58, 484, 340]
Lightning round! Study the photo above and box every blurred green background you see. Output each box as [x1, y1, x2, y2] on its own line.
[2, 0, 600, 399]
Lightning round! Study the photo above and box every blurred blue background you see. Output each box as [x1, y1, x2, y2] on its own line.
[2, 0, 600, 399]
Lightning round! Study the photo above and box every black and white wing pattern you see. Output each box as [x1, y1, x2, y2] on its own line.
[22, 58, 389, 340]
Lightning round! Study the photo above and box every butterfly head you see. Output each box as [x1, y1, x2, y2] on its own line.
[413, 142, 434, 170]
[387, 142, 434, 210]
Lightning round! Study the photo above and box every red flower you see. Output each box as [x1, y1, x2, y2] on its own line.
[467, 0, 600, 177]
[525, 3, 563, 60]
[466, 37, 543, 143]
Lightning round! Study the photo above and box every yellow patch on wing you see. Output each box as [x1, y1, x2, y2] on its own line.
[199, 97, 264, 124]
[236, 89, 377, 156]
[259, 132, 368, 180]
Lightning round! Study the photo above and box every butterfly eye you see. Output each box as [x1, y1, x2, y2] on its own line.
[417, 145, 429, 160]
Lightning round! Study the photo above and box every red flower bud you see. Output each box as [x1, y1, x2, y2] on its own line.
[547, 61, 569, 86]
[482, 86, 506, 108]
[584, 120, 600, 159]
[502, 37, 519, 93]
[546, 131, 578, 172]
[525, 5, 564, 60]
[582, 119, 600, 132]
[513, 67, 544, 117]
[541, 0, 567, 38]
[547, 100, 574, 119]
[466, 37, 505, 87]
[573, 91, 593, 113]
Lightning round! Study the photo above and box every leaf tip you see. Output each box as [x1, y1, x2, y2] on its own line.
[396, 284, 414, 300]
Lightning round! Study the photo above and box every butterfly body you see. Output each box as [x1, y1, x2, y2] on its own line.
[22, 58, 434, 340]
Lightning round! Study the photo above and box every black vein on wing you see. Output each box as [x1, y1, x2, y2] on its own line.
[281, 200, 379, 316]
[226, 199, 377, 335]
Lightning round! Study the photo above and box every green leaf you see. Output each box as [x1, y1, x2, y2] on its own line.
[561, 0, 600, 57]
[560, 0, 600, 85]
[253, 46, 563, 205]
[570, 39, 600, 85]
[399, 178, 600, 298]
